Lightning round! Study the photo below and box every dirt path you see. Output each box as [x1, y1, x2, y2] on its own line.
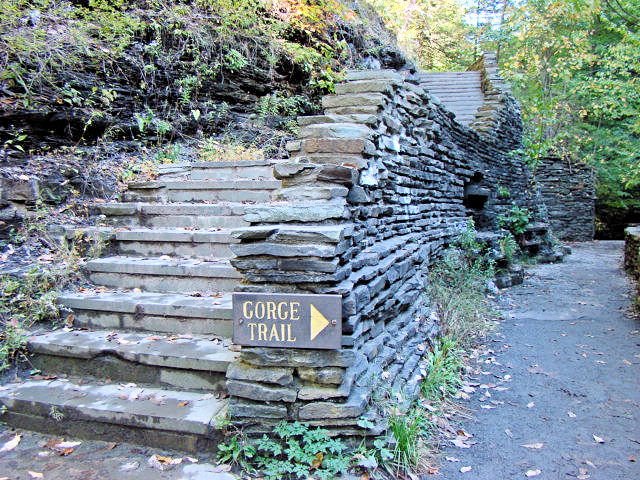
[438, 241, 640, 479]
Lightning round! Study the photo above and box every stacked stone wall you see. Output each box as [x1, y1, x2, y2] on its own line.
[625, 226, 640, 307]
[225, 55, 553, 433]
[535, 157, 596, 241]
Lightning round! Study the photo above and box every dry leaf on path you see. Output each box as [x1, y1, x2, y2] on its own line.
[445, 456, 460, 462]
[452, 436, 472, 448]
[593, 434, 605, 443]
[460, 466, 472, 473]
[0, 434, 21, 453]
[28, 473, 44, 479]
[568, 411, 577, 418]
[521, 443, 544, 449]
[525, 469, 541, 477]
[148, 454, 183, 471]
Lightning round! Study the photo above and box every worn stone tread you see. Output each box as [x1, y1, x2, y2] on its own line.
[97, 201, 250, 216]
[86, 255, 241, 278]
[28, 329, 237, 372]
[112, 228, 237, 244]
[0, 380, 226, 435]
[59, 289, 232, 319]
[127, 179, 281, 190]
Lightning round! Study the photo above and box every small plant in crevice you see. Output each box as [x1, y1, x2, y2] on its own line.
[420, 336, 463, 402]
[498, 231, 520, 263]
[498, 204, 531, 236]
[497, 185, 511, 199]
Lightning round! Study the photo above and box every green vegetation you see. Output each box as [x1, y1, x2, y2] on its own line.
[217, 422, 351, 480]
[368, 0, 640, 235]
[0, 229, 105, 371]
[498, 204, 532, 236]
[420, 337, 463, 401]
[428, 222, 496, 347]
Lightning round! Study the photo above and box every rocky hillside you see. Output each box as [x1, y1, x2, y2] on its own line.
[1, 0, 407, 151]
[0, 0, 408, 240]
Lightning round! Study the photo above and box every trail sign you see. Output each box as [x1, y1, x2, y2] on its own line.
[232, 293, 342, 350]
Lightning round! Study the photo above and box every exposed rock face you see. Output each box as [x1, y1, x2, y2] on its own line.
[535, 156, 596, 241]
[227, 53, 561, 431]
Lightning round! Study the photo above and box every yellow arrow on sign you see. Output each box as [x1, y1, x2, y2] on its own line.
[310, 304, 330, 341]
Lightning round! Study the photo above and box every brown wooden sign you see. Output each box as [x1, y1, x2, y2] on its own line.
[232, 293, 342, 350]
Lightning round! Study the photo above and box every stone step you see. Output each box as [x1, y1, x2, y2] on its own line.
[113, 228, 237, 258]
[418, 72, 481, 80]
[0, 379, 226, 452]
[28, 329, 236, 391]
[431, 95, 484, 102]
[122, 179, 280, 203]
[86, 256, 241, 293]
[157, 159, 276, 181]
[59, 290, 233, 335]
[96, 202, 250, 229]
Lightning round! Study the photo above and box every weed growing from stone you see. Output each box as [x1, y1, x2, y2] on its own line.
[428, 222, 496, 347]
[420, 336, 463, 401]
[387, 407, 430, 473]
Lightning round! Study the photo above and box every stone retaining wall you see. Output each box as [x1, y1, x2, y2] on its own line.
[535, 157, 595, 241]
[225, 55, 556, 433]
[624, 226, 640, 306]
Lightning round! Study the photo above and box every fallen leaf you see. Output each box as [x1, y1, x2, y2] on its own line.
[568, 411, 577, 418]
[0, 434, 21, 453]
[28, 473, 44, 479]
[577, 467, 590, 479]
[629, 455, 637, 462]
[521, 443, 544, 449]
[445, 456, 460, 462]
[119, 461, 139, 472]
[148, 454, 182, 471]
[452, 436, 471, 448]
[460, 466, 472, 473]
[505, 428, 514, 438]
[311, 452, 324, 469]
[593, 435, 605, 443]
[525, 469, 541, 477]
[55, 441, 81, 449]
[177, 401, 190, 407]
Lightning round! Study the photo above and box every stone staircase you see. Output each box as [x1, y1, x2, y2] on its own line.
[0, 159, 282, 452]
[417, 71, 484, 126]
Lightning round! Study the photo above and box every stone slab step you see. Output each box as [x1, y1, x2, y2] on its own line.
[127, 179, 281, 191]
[123, 179, 280, 203]
[60, 290, 233, 335]
[157, 159, 276, 181]
[86, 256, 241, 293]
[97, 202, 250, 229]
[0, 380, 225, 452]
[28, 329, 236, 391]
[113, 228, 237, 258]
